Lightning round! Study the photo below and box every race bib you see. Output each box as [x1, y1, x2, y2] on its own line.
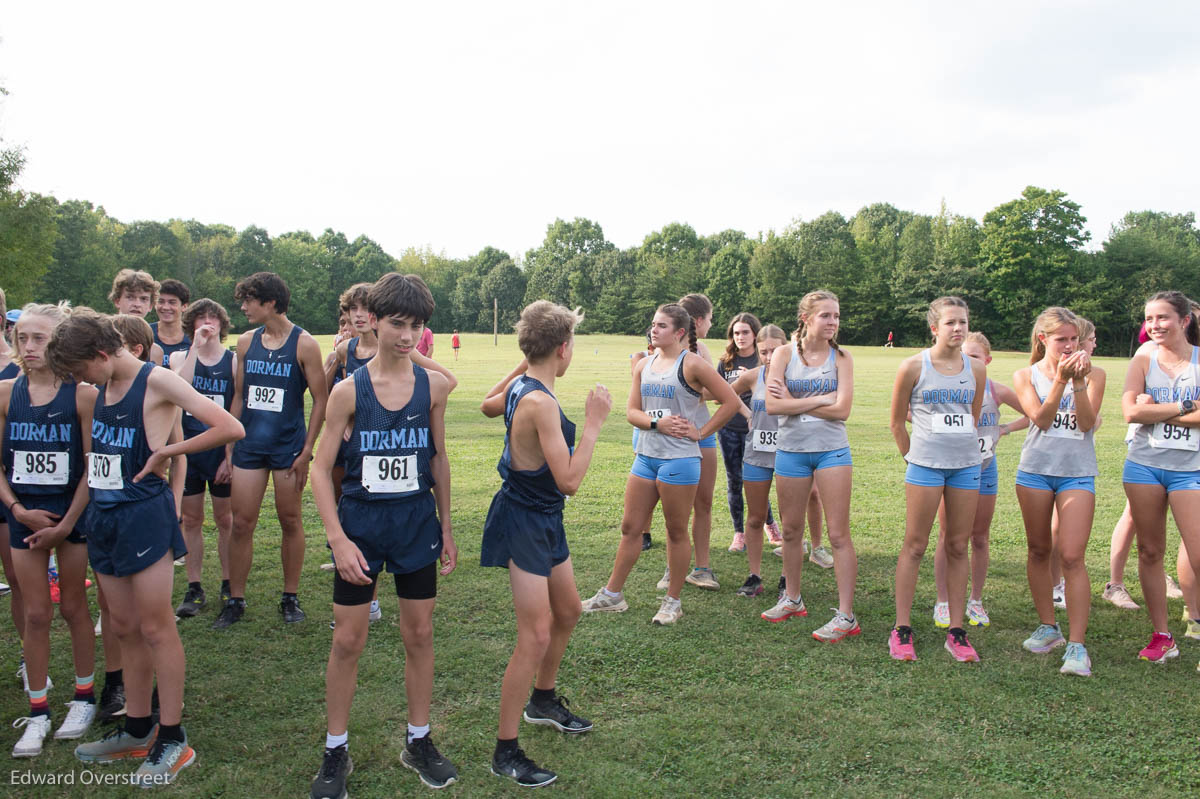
[247, 385, 284, 412]
[87, 452, 123, 490]
[978, 437, 995, 459]
[184, 394, 225, 417]
[1046, 410, 1083, 440]
[11, 450, 69, 486]
[646, 408, 667, 422]
[796, 414, 819, 423]
[752, 429, 778, 453]
[361, 454, 418, 493]
[1149, 422, 1199, 451]
[932, 413, 972, 434]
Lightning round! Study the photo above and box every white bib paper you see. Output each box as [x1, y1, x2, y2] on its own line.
[1045, 410, 1083, 440]
[361, 454, 418, 493]
[1149, 422, 1199, 451]
[752, 429, 778, 453]
[184, 394, 225, 417]
[247, 385, 284, 412]
[978, 437, 995, 459]
[11, 450, 69, 486]
[87, 452, 123, 490]
[932, 413, 972, 434]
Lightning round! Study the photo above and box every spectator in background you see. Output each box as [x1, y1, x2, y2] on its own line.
[417, 324, 434, 357]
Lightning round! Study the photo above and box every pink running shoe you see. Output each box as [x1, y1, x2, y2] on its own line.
[888, 626, 917, 661]
[765, 521, 784, 547]
[727, 532, 746, 553]
[945, 628, 980, 662]
[1138, 631, 1179, 663]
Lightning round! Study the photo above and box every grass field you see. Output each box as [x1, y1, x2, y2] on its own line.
[2, 333, 1196, 798]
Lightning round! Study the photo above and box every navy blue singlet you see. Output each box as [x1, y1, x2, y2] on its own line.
[90, 362, 167, 507]
[346, 338, 373, 377]
[3, 376, 84, 498]
[181, 349, 235, 439]
[341, 365, 435, 501]
[240, 325, 308, 454]
[151, 323, 192, 369]
[0, 362, 19, 380]
[497, 376, 576, 513]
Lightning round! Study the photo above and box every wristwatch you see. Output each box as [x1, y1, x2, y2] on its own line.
[649, 419, 658, 431]
[1179, 399, 1195, 416]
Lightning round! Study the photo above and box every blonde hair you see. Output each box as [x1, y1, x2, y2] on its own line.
[926, 296, 969, 331]
[793, 290, 840, 359]
[111, 314, 154, 362]
[1029, 307, 1080, 364]
[516, 301, 583, 363]
[758, 324, 787, 344]
[1076, 317, 1095, 344]
[13, 302, 72, 372]
[964, 331, 991, 356]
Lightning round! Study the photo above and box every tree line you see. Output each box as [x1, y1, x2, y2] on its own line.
[4, 137, 1198, 355]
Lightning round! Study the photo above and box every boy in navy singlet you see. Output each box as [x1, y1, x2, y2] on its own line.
[48, 308, 244, 786]
[109, 269, 165, 366]
[219, 272, 327, 629]
[308, 273, 458, 797]
[171, 299, 237, 618]
[479, 301, 612, 787]
[151, 279, 192, 369]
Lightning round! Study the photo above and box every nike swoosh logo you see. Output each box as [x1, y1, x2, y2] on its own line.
[430, 542, 439, 549]
[667, 472, 679, 477]
[959, 379, 970, 384]
[136, 547, 152, 558]
[210, 372, 223, 377]
[835, 452, 847, 457]
[116, 414, 128, 420]
[406, 414, 420, 421]
[47, 412, 62, 418]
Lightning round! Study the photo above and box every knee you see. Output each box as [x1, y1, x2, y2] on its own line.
[277, 513, 304, 535]
[903, 540, 929, 562]
[664, 525, 690, 545]
[1138, 544, 1165, 565]
[556, 598, 582, 629]
[138, 616, 177, 649]
[231, 515, 256, 538]
[23, 602, 53, 632]
[943, 537, 968, 560]
[694, 494, 713, 514]
[1059, 550, 1086, 573]
[401, 621, 434, 654]
[746, 511, 765, 529]
[331, 628, 367, 661]
[181, 506, 204, 528]
[1027, 541, 1052, 561]
[970, 531, 990, 551]
[521, 621, 553, 654]
[57, 591, 89, 625]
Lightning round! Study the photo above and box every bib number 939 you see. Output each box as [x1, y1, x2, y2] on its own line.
[752, 429, 777, 452]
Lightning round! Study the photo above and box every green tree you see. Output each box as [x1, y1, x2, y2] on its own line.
[522, 218, 614, 307]
[479, 258, 527, 333]
[0, 143, 57, 305]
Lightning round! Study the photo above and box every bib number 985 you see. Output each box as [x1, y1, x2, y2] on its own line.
[12, 450, 69, 486]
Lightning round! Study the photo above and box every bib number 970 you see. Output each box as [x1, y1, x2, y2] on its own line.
[361, 454, 418, 493]
[87, 452, 124, 490]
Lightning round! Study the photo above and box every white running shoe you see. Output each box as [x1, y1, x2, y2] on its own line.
[54, 700, 96, 740]
[812, 610, 861, 642]
[809, 545, 834, 569]
[651, 596, 682, 626]
[581, 589, 628, 613]
[12, 716, 51, 757]
[368, 599, 382, 623]
[655, 569, 671, 591]
[21, 665, 52, 697]
[932, 602, 950, 629]
[1102, 582, 1139, 610]
[684, 567, 720, 590]
[966, 599, 990, 627]
[1052, 580, 1066, 609]
[1165, 574, 1184, 599]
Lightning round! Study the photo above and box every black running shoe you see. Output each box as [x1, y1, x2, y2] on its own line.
[400, 735, 458, 789]
[736, 574, 764, 598]
[175, 585, 206, 618]
[280, 595, 307, 624]
[219, 582, 231, 605]
[97, 681, 126, 722]
[212, 599, 245, 630]
[491, 746, 557, 788]
[523, 693, 593, 734]
[641, 533, 652, 551]
[310, 744, 353, 799]
[776, 575, 787, 602]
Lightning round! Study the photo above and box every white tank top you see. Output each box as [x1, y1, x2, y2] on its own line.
[1126, 346, 1200, 471]
[1017, 366, 1098, 477]
[743, 368, 779, 469]
[634, 351, 703, 460]
[776, 344, 848, 453]
[906, 349, 981, 469]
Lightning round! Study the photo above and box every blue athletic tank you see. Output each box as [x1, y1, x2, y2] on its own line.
[151, 323, 192, 369]
[497, 376, 576, 513]
[346, 338, 373, 377]
[181, 349, 235, 479]
[0, 362, 19, 380]
[240, 325, 308, 454]
[89, 362, 167, 507]
[341, 364, 435, 501]
[3, 377, 84, 497]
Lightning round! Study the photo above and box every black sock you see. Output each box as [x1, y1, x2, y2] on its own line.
[125, 715, 154, 739]
[221, 579, 230, 593]
[158, 723, 184, 744]
[105, 669, 123, 688]
[531, 687, 556, 704]
[188, 581, 202, 592]
[495, 737, 518, 757]
[282, 592, 297, 601]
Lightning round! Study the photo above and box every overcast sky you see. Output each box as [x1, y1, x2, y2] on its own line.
[2, 2, 1197, 260]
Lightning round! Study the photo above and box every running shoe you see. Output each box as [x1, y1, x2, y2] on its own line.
[966, 599, 990, 627]
[888, 626, 917, 661]
[492, 745, 557, 788]
[20, 664, 52, 696]
[368, 599, 382, 623]
[74, 724, 156, 763]
[319, 561, 337, 571]
[932, 601, 950, 629]
[1139, 631, 1179, 663]
[803, 539, 812, 556]
[310, 744, 352, 799]
[761, 595, 806, 623]
[401, 735, 458, 789]
[1166, 574, 1184, 599]
[641, 533, 652, 551]
[809, 545, 834, 569]
[812, 610, 861, 642]
[220, 582, 232, 605]
[1184, 619, 1200, 641]
[651, 596, 682, 625]
[0, 581, 9, 596]
[581, 589, 628, 613]
[97, 681, 125, 722]
[49, 576, 60, 604]
[944, 627, 980, 662]
[175, 585, 206, 618]
[12, 716, 51, 758]
[772, 546, 784, 558]
[212, 598, 246, 630]
[728, 532, 746, 553]
[765, 521, 784, 546]
[54, 700, 96, 740]
[523, 693, 593, 733]
[133, 733, 196, 788]
[1052, 580, 1066, 609]
[736, 575, 764, 598]
[1022, 623, 1066, 654]
[1102, 582, 1139, 610]
[173, 557, 186, 568]
[685, 567, 720, 590]
[656, 569, 671, 591]
[1060, 642, 1092, 677]
[280, 595, 307, 624]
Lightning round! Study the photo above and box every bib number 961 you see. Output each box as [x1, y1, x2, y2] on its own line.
[362, 454, 418, 493]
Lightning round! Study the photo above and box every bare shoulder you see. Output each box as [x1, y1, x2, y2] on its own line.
[236, 330, 255, 351]
[426, 369, 450, 401]
[75, 382, 99, 403]
[835, 347, 854, 364]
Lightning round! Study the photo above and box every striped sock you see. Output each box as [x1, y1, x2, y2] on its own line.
[75, 673, 95, 703]
[29, 685, 50, 718]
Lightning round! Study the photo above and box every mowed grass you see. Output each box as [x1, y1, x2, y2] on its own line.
[3, 333, 1197, 798]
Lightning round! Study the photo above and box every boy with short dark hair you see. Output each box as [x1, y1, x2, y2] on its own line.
[479, 301, 611, 787]
[308, 273, 458, 798]
[218, 272, 327, 628]
[48, 308, 243, 787]
[151, 279, 192, 368]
